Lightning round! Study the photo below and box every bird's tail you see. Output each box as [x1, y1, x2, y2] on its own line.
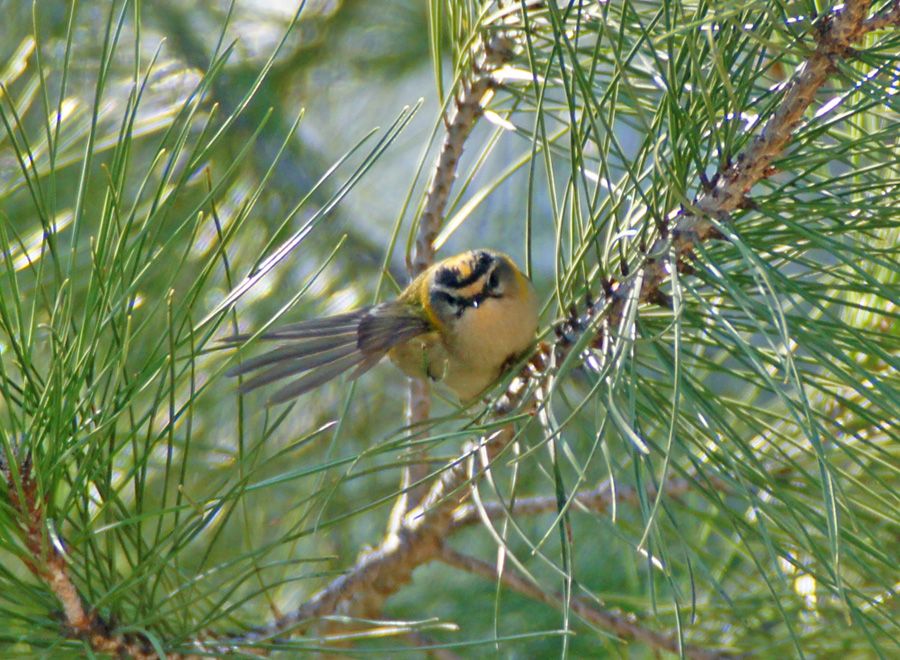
[224, 306, 429, 404]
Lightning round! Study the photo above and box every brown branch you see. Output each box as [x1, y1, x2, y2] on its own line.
[439, 547, 743, 660]
[603, 0, 895, 333]
[411, 33, 516, 278]
[861, 1, 900, 34]
[3, 458, 157, 659]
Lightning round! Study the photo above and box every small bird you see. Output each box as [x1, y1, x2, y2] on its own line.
[227, 249, 538, 404]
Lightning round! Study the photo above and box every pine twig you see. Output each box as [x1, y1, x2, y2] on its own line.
[451, 477, 696, 528]
[403, 30, 516, 505]
[439, 547, 743, 660]
[600, 0, 898, 334]
[2, 457, 156, 659]
[411, 32, 516, 277]
[861, 0, 900, 34]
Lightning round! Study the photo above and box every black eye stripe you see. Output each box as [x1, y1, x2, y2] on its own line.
[432, 287, 502, 320]
[432, 290, 462, 307]
[432, 290, 466, 318]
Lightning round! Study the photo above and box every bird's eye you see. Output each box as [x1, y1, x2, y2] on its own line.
[487, 270, 499, 291]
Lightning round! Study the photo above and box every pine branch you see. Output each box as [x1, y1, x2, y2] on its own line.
[438, 547, 743, 660]
[2, 456, 156, 659]
[601, 0, 898, 333]
[862, 1, 900, 33]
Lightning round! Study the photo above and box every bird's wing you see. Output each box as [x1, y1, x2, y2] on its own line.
[225, 305, 430, 403]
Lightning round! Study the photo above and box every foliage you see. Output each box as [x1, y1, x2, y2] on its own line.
[0, 0, 897, 656]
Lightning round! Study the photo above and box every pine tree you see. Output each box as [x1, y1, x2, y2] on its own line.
[1, 1, 897, 656]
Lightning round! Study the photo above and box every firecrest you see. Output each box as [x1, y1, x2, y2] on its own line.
[227, 249, 538, 403]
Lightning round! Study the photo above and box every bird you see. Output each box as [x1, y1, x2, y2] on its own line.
[226, 249, 539, 404]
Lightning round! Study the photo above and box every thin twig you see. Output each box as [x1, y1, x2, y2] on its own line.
[439, 546, 743, 660]
[410, 33, 516, 276]
[404, 31, 517, 504]
[451, 477, 696, 528]
[861, 1, 900, 34]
